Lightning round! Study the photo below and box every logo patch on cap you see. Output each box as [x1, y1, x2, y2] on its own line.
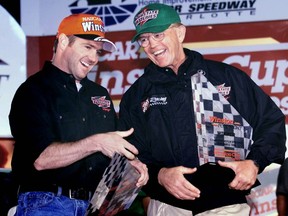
[131, 3, 181, 42]
[81, 16, 104, 34]
[134, 8, 159, 26]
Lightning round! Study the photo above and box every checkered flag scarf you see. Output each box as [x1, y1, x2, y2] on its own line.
[191, 71, 253, 165]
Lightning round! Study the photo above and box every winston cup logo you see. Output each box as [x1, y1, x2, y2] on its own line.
[134, 8, 159, 26]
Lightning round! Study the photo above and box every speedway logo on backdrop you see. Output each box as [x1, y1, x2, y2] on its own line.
[21, 0, 288, 36]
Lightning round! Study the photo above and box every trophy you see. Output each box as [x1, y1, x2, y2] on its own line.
[86, 153, 141, 216]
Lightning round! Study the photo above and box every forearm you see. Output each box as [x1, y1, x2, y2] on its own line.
[34, 136, 96, 170]
[34, 129, 137, 170]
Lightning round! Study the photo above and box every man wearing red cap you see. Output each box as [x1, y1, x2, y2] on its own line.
[119, 3, 286, 216]
[9, 13, 148, 215]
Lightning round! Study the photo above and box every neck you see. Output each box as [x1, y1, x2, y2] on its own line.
[171, 53, 187, 74]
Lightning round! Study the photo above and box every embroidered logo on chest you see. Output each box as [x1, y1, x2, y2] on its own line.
[91, 96, 111, 111]
[216, 83, 231, 99]
[141, 95, 168, 113]
[141, 98, 150, 113]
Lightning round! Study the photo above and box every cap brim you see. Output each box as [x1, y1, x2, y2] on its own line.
[75, 35, 117, 52]
[93, 37, 117, 52]
[131, 24, 171, 42]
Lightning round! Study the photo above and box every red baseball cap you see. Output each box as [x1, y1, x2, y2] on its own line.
[57, 13, 116, 52]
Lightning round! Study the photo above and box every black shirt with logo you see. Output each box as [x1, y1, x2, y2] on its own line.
[9, 61, 117, 191]
[119, 49, 286, 213]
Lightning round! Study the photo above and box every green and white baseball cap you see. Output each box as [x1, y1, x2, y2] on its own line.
[132, 3, 181, 42]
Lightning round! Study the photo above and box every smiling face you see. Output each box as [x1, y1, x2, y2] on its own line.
[53, 34, 104, 81]
[141, 24, 186, 73]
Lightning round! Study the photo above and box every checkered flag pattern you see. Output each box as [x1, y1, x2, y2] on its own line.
[191, 72, 253, 165]
[102, 153, 127, 187]
[86, 153, 141, 216]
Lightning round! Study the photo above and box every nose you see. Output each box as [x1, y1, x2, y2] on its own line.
[88, 50, 99, 63]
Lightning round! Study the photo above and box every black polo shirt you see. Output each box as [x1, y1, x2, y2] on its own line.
[9, 61, 117, 191]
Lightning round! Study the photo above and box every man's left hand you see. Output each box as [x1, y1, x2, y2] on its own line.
[218, 160, 259, 190]
[129, 159, 149, 187]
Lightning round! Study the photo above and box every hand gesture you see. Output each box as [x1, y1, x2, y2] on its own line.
[129, 159, 149, 187]
[218, 160, 259, 190]
[158, 166, 200, 200]
[91, 128, 138, 160]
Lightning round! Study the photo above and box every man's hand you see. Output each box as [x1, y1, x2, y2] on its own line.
[218, 160, 259, 190]
[129, 159, 149, 187]
[92, 128, 138, 160]
[158, 166, 200, 200]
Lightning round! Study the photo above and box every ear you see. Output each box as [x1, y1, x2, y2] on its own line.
[177, 25, 186, 43]
[58, 33, 69, 50]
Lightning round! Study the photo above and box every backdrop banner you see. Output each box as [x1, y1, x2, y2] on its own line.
[20, 0, 288, 36]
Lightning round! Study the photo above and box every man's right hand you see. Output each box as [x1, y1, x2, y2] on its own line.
[158, 166, 201, 200]
[92, 128, 138, 160]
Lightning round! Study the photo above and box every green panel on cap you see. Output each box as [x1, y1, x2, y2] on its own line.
[132, 3, 181, 42]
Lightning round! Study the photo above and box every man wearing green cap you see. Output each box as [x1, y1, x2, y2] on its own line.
[119, 3, 286, 216]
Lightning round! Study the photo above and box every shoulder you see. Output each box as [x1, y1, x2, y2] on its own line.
[15, 70, 46, 95]
[205, 59, 245, 75]
[203, 58, 252, 85]
[123, 76, 146, 98]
